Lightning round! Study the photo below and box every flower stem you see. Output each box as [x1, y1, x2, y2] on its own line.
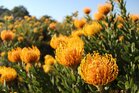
[96, 85, 104, 93]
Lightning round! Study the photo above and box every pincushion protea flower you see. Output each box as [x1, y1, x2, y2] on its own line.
[83, 7, 91, 14]
[20, 46, 40, 63]
[0, 66, 17, 83]
[44, 55, 55, 65]
[98, 3, 112, 15]
[0, 30, 15, 41]
[74, 19, 86, 29]
[8, 47, 22, 63]
[56, 36, 84, 67]
[50, 34, 69, 49]
[78, 52, 118, 90]
[83, 21, 102, 36]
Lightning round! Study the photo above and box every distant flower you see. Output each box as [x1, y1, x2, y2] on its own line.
[117, 23, 123, 29]
[74, 18, 86, 29]
[116, 15, 124, 23]
[20, 46, 40, 63]
[50, 34, 69, 49]
[56, 36, 84, 67]
[0, 66, 17, 83]
[83, 7, 91, 14]
[83, 21, 102, 36]
[98, 3, 112, 15]
[118, 35, 124, 42]
[1, 30, 15, 41]
[49, 22, 56, 30]
[78, 52, 118, 86]
[44, 55, 56, 65]
[71, 30, 84, 37]
[8, 47, 22, 63]
[129, 14, 139, 22]
[94, 12, 105, 21]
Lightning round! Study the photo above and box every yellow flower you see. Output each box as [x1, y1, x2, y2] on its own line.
[49, 22, 56, 30]
[71, 30, 84, 37]
[1, 52, 6, 57]
[83, 21, 102, 36]
[18, 36, 24, 42]
[56, 36, 84, 67]
[83, 7, 91, 14]
[43, 64, 52, 73]
[1, 30, 15, 41]
[50, 34, 69, 49]
[0, 66, 17, 83]
[78, 52, 118, 86]
[129, 14, 139, 22]
[74, 19, 86, 29]
[116, 16, 124, 23]
[118, 35, 124, 42]
[94, 12, 105, 21]
[117, 23, 123, 29]
[8, 47, 22, 63]
[98, 3, 112, 15]
[20, 46, 40, 63]
[44, 55, 55, 65]
[25, 63, 32, 72]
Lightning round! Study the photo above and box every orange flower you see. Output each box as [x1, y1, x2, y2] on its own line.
[20, 46, 40, 63]
[43, 64, 52, 73]
[71, 30, 84, 37]
[118, 35, 124, 42]
[8, 47, 22, 63]
[98, 3, 112, 15]
[78, 52, 118, 86]
[1, 30, 15, 41]
[83, 7, 91, 14]
[117, 23, 123, 29]
[50, 34, 69, 49]
[49, 22, 56, 30]
[116, 16, 124, 23]
[44, 55, 55, 65]
[129, 14, 139, 22]
[83, 21, 102, 36]
[94, 12, 105, 21]
[74, 19, 86, 29]
[56, 36, 84, 67]
[0, 66, 17, 83]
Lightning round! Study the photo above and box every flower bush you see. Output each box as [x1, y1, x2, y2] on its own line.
[0, 0, 139, 93]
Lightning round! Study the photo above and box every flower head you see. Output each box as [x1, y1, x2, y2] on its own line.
[78, 52, 118, 86]
[94, 12, 105, 21]
[44, 55, 55, 65]
[83, 21, 102, 36]
[74, 18, 86, 29]
[50, 34, 69, 49]
[49, 22, 56, 30]
[56, 36, 84, 67]
[20, 46, 40, 63]
[1, 30, 15, 41]
[98, 3, 112, 15]
[0, 66, 17, 83]
[83, 7, 91, 14]
[8, 47, 22, 63]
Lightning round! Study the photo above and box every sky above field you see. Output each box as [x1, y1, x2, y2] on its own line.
[1, 0, 139, 21]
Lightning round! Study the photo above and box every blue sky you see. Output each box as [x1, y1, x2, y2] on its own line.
[1, 0, 139, 21]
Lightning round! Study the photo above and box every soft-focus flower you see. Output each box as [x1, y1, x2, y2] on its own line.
[83, 7, 91, 14]
[78, 52, 118, 86]
[83, 21, 102, 36]
[118, 35, 124, 42]
[50, 34, 69, 49]
[0, 66, 17, 83]
[117, 23, 123, 29]
[116, 16, 124, 23]
[71, 30, 84, 37]
[25, 63, 32, 72]
[8, 47, 22, 63]
[1, 30, 15, 41]
[44, 55, 55, 65]
[20, 46, 40, 63]
[56, 36, 84, 67]
[0, 52, 6, 57]
[98, 3, 112, 15]
[49, 22, 56, 30]
[74, 19, 86, 29]
[43, 64, 52, 73]
[94, 12, 105, 21]
[18, 36, 24, 42]
[129, 14, 139, 22]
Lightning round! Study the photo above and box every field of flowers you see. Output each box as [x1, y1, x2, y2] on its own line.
[0, 0, 139, 93]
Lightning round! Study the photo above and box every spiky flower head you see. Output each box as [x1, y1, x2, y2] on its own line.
[74, 18, 86, 29]
[50, 34, 69, 49]
[83, 7, 91, 14]
[98, 3, 112, 15]
[8, 47, 22, 63]
[78, 52, 118, 86]
[56, 36, 84, 67]
[83, 21, 102, 36]
[1, 30, 15, 41]
[20, 46, 40, 63]
[0, 66, 17, 83]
